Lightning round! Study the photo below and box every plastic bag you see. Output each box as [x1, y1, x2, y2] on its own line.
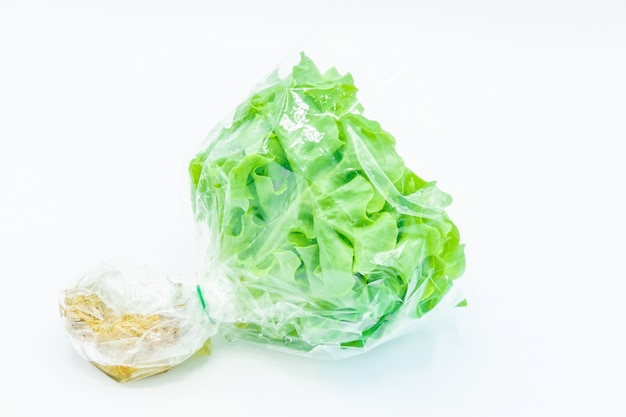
[59, 259, 216, 382]
[189, 53, 466, 359]
[59, 52, 466, 378]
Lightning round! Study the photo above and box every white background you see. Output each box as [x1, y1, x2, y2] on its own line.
[1, 1, 625, 416]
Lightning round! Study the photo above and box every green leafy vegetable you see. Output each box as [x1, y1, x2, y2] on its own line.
[190, 53, 465, 356]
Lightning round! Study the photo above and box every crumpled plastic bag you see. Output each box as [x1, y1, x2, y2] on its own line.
[59, 259, 216, 382]
[189, 52, 466, 359]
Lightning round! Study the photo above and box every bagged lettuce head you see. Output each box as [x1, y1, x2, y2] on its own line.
[189, 53, 465, 358]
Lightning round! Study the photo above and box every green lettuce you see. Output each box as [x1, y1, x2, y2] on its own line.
[190, 53, 465, 356]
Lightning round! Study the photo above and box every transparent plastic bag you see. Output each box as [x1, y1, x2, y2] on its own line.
[59, 259, 216, 382]
[189, 52, 466, 359]
[59, 51, 466, 377]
